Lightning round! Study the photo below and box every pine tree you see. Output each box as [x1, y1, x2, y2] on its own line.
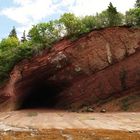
[9, 26, 17, 38]
[107, 2, 120, 26]
[21, 30, 27, 42]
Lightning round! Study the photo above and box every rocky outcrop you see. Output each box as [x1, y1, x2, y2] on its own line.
[0, 26, 140, 111]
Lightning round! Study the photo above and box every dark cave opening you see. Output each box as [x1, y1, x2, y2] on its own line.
[19, 80, 69, 110]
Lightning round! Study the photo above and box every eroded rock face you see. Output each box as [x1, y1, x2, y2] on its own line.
[0, 26, 140, 111]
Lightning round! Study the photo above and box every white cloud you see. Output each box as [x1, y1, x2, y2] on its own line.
[1, 0, 58, 25]
[1, 0, 76, 37]
[0, 0, 136, 38]
[70, 0, 135, 16]
[13, 0, 33, 6]
[1, 0, 62, 37]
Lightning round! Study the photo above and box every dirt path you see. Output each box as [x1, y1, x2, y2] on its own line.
[0, 110, 139, 139]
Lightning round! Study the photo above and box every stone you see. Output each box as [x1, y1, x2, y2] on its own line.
[100, 109, 106, 113]
[87, 107, 94, 112]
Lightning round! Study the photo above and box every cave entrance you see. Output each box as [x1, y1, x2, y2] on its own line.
[19, 80, 68, 110]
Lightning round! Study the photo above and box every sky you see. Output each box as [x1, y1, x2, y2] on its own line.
[0, 0, 136, 40]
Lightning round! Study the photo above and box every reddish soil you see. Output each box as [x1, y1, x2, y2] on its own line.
[0, 129, 140, 140]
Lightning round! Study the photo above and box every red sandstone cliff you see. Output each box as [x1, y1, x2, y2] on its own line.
[0, 26, 140, 111]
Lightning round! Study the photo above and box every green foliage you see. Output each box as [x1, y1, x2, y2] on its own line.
[0, 37, 32, 83]
[59, 13, 83, 36]
[0, 37, 19, 50]
[125, 8, 140, 26]
[17, 41, 33, 59]
[0, 46, 18, 82]
[134, 8, 140, 26]
[125, 9, 137, 26]
[0, 1, 140, 85]
[107, 2, 117, 26]
[8, 26, 18, 38]
[95, 11, 109, 28]
[28, 21, 61, 49]
[81, 15, 96, 32]
[107, 2, 123, 26]
[135, 0, 140, 8]
[94, 3, 124, 29]
[21, 30, 27, 42]
[125, 0, 140, 27]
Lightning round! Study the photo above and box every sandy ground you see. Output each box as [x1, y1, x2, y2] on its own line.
[0, 110, 139, 131]
[0, 110, 140, 140]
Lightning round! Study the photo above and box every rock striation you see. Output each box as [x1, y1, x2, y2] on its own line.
[0, 26, 140, 111]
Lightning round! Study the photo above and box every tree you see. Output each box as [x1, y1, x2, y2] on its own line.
[0, 37, 19, 51]
[59, 13, 83, 36]
[81, 15, 96, 32]
[135, 0, 140, 8]
[125, 8, 140, 26]
[21, 30, 27, 42]
[0, 37, 20, 83]
[125, 9, 136, 26]
[28, 21, 61, 50]
[107, 2, 123, 26]
[125, 0, 140, 27]
[95, 11, 109, 28]
[94, 3, 123, 28]
[0, 36, 33, 83]
[9, 26, 18, 38]
[135, 8, 140, 26]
